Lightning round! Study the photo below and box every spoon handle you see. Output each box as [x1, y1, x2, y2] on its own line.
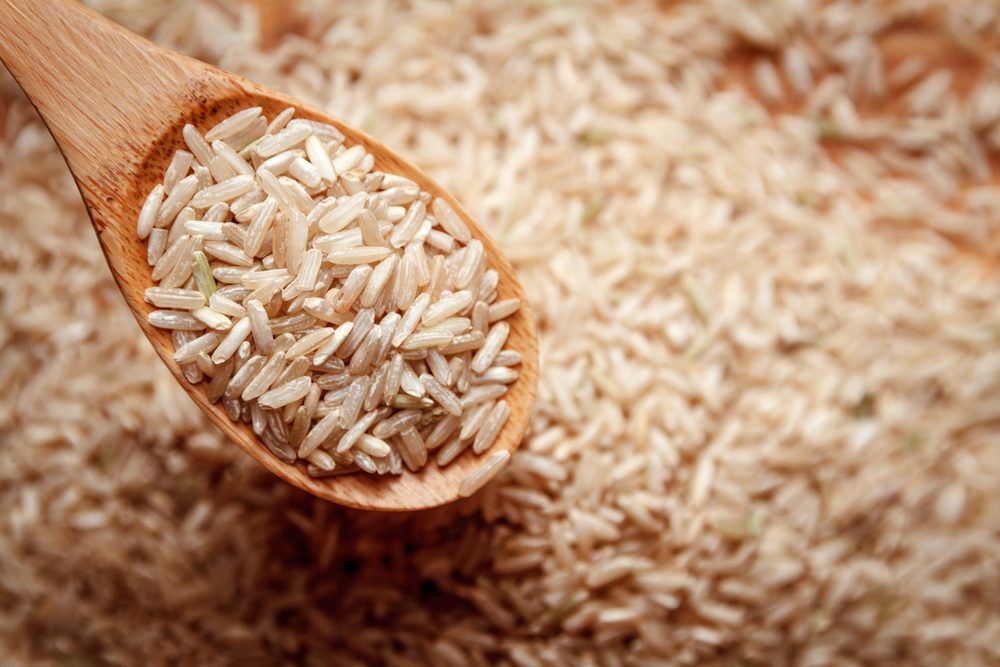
[0, 0, 220, 198]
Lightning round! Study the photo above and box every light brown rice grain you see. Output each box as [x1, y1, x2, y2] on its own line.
[472, 400, 510, 455]
[471, 322, 509, 373]
[210, 316, 252, 363]
[459, 450, 511, 498]
[258, 375, 312, 409]
[435, 432, 472, 467]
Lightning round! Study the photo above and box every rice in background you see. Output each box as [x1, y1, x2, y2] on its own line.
[2, 0, 999, 665]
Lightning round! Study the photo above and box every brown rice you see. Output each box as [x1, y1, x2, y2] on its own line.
[2, 0, 1000, 665]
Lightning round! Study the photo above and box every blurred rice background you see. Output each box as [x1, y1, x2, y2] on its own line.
[2, 0, 1000, 665]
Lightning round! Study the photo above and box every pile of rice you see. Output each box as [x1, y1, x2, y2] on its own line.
[2, 0, 999, 665]
[139, 106, 523, 482]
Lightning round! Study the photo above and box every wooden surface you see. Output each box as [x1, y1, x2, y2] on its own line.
[0, 0, 538, 511]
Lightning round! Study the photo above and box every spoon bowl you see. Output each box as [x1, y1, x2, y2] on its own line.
[0, 0, 538, 510]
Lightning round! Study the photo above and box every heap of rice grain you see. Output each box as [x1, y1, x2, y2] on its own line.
[139, 108, 518, 479]
[3, 0, 1000, 665]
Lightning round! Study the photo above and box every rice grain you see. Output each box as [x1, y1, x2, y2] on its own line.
[459, 450, 511, 498]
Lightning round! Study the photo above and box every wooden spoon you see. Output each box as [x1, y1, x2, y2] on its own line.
[0, 0, 538, 511]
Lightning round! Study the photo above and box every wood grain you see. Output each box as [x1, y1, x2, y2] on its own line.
[0, 0, 538, 511]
